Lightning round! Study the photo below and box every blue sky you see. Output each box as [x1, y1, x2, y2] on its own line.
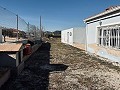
[0, 0, 119, 31]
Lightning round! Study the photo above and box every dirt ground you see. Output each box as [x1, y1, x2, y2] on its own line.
[1, 38, 120, 90]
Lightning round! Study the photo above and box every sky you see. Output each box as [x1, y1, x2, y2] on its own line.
[0, 0, 119, 31]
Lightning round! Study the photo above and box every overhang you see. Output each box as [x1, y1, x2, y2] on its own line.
[84, 6, 120, 23]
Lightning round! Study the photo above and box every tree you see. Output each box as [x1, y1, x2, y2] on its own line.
[2, 29, 7, 42]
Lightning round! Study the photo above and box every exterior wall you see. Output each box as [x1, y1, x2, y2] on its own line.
[16, 51, 23, 67]
[61, 28, 73, 45]
[61, 30, 65, 43]
[73, 27, 86, 50]
[86, 13, 120, 62]
[73, 43, 85, 50]
[88, 44, 120, 62]
[0, 53, 16, 67]
[61, 27, 86, 50]
[73, 27, 86, 44]
[0, 28, 2, 43]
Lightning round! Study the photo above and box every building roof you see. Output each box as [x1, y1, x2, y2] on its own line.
[0, 43, 23, 52]
[62, 27, 85, 31]
[84, 6, 120, 22]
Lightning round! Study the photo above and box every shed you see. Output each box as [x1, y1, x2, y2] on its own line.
[0, 43, 24, 74]
[61, 27, 86, 50]
[84, 6, 120, 62]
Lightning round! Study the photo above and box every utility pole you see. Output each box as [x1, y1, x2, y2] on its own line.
[16, 14, 19, 41]
[34, 26, 37, 40]
[40, 16, 42, 40]
[28, 22, 30, 39]
[28, 22, 29, 32]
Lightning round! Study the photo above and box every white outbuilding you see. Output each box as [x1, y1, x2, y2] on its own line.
[0, 28, 2, 43]
[61, 27, 86, 50]
[84, 6, 120, 62]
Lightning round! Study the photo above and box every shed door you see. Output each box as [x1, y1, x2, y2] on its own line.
[67, 32, 69, 43]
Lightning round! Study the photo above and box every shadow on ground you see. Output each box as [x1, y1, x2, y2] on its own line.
[1, 42, 68, 90]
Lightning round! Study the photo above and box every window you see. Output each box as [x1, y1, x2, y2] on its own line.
[98, 24, 120, 49]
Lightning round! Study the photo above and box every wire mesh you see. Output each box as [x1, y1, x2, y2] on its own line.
[18, 17, 28, 32]
[0, 6, 41, 43]
[28, 24, 41, 41]
[0, 6, 16, 29]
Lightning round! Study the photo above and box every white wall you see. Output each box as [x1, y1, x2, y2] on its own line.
[68, 28, 73, 45]
[86, 13, 120, 62]
[61, 28, 73, 45]
[73, 27, 86, 44]
[61, 30, 67, 43]
[87, 14, 120, 45]
[0, 28, 2, 43]
[61, 27, 86, 46]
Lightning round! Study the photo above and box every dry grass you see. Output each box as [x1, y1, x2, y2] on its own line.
[2, 38, 120, 90]
[48, 38, 120, 90]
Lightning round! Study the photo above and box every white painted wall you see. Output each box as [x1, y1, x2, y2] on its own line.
[87, 14, 120, 46]
[61, 29, 67, 44]
[61, 27, 86, 45]
[68, 28, 73, 45]
[73, 27, 86, 44]
[86, 22, 98, 44]
[86, 13, 120, 62]
[0, 28, 2, 43]
[61, 28, 73, 45]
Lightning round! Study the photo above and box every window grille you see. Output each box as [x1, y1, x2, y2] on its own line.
[98, 24, 120, 49]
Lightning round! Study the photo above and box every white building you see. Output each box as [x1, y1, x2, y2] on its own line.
[0, 28, 2, 43]
[61, 27, 86, 50]
[84, 6, 120, 62]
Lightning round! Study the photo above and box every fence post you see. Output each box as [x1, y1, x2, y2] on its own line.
[16, 14, 19, 41]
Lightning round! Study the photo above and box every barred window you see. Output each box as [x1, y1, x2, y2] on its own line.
[98, 25, 120, 49]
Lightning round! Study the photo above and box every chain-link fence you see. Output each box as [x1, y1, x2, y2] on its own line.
[0, 6, 41, 43]
[27, 24, 41, 41]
